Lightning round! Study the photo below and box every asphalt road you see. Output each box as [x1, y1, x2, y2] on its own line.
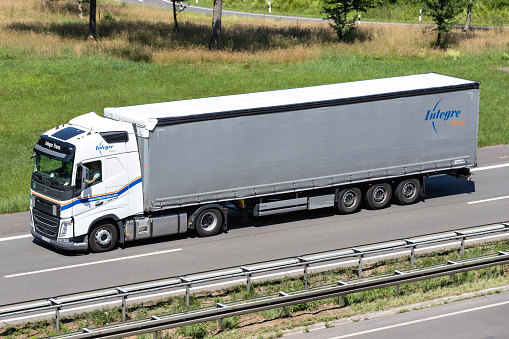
[289, 290, 509, 339]
[1, 145, 509, 308]
[119, 0, 325, 22]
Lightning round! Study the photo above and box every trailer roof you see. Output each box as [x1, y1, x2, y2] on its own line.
[104, 73, 479, 131]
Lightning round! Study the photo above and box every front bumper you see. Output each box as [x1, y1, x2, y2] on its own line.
[31, 228, 88, 251]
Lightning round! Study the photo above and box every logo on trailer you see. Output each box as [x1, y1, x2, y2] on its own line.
[424, 98, 463, 134]
[95, 142, 114, 155]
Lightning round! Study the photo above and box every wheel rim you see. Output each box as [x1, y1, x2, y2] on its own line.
[373, 186, 387, 203]
[403, 182, 416, 199]
[95, 227, 112, 247]
[200, 212, 218, 231]
[342, 191, 357, 208]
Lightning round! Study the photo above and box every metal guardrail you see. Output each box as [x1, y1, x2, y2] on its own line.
[50, 250, 509, 338]
[1, 222, 508, 334]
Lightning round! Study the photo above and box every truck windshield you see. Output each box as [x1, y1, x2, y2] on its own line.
[33, 152, 74, 187]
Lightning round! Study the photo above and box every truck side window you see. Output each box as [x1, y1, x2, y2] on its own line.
[84, 160, 102, 186]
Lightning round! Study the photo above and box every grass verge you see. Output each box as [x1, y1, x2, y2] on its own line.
[1, 239, 508, 338]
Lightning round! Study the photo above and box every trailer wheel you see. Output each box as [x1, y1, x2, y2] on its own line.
[395, 178, 421, 205]
[89, 222, 118, 253]
[195, 209, 223, 237]
[336, 188, 362, 214]
[365, 183, 392, 209]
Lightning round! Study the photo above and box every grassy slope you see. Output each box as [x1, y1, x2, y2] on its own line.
[0, 0, 508, 213]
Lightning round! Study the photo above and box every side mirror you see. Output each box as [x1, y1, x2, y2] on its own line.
[82, 165, 90, 190]
[75, 163, 90, 196]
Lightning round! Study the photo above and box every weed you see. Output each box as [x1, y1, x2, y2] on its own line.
[220, 316, 240, 330]
[178, 322, 208, 339]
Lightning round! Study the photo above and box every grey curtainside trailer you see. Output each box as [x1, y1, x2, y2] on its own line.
[104, 72, 479, 222]
[31, 73, 480, 252]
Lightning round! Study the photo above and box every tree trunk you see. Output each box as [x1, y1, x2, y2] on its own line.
[88, 0, 97, 40]
[436, 31, 442, 49]
[172, 0, 179, 32]
[464, 0, 473, 32]
[209, 0, 222, 50]
[78, 0, 83, 19]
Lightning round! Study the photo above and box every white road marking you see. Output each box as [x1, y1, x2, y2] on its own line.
[328, 300, 509, 338]
[4, 249, 182, 278]
[0, 234, 32, 242]
[468, 195, 509, 204]
[471, 162, 509, 172]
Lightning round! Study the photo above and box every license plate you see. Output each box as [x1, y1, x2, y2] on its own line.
[41, 235, 51, 243]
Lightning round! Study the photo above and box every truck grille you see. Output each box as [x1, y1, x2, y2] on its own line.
[33, 209, 59, 240]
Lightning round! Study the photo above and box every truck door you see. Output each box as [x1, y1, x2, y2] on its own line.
[104, 156, 128, 214]
[73, 159, 106, 222]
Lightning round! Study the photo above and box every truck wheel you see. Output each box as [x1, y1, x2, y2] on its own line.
[336, 188, 362, 214]
[89, 222, 118, 252]
[365, 183, 392, 209]
[395, 178, 421, 205]
[195, 209, 223, 237]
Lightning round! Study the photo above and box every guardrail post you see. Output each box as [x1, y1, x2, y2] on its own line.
[352, 249, 364, 278]
[298, 257, 309, 289]
[186, 284, 190, 308]
[217, 303, 227, 328]
[447, 261, 456, 281]
[338, 281, 347, 306]
[49, 298, 62, 334]
[279, 292, 289, 315]
[461, 237, 466, 257]
[394, 270, 404, 296]
[180, 277, 192, 309]
[456, 232, 466, 258]
[499, 251, 509, 271]
[151, 316, 161, 338]
[241, 267, 252, 293]
[406, 240, 416, 269]
[117, 287, 128, 322]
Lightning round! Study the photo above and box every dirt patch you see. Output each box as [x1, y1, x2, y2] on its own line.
[496, 67, 509, 72]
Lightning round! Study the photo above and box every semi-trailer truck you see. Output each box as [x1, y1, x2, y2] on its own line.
[30, 73, 480, 252]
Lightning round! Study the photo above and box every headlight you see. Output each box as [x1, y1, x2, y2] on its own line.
[59, 220, 73, 238]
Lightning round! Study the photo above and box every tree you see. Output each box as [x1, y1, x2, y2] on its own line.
[464, 0, 474, 32]
[209, 0, 222, 50]
[78, 0, 84, 19]
[172, 0, 186, 32]
[323, 0, 370, 42]
[422, 0, 465, 48]
[88, 0, 97, 40]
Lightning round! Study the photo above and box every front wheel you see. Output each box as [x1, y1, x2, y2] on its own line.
[195, 209, 223, 237]
[89, 222, 118, 252]
[395, 178, 421, 205]
[336, 187, 362, 214]
[365, 183, 392, 210]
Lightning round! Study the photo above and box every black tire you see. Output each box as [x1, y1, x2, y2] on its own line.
[395, 178, 421, 205]
[336, 187, 362, 214]
[89, 222, 118, 252]
[195, 209, 223, 237]
[365, 183, 392, 210]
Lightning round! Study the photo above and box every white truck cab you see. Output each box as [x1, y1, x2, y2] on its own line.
[30, 113, 143, 251]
